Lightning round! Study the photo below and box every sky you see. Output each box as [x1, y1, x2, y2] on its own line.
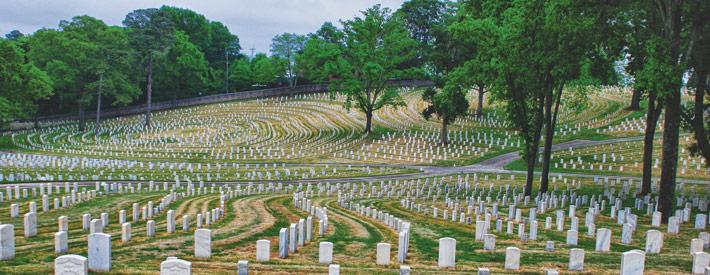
[0, 0, 405, 55]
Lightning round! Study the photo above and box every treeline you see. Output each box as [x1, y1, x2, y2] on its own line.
[0, 6, 298, 129]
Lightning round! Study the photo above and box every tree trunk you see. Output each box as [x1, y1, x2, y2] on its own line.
[658, 88, 681, 223]
[524, 146, 537, 197]
[95, 74, 102, 139]
[441, 121, 448, 145]
[145, 53, 153, 129]
[540, 85, 563, 194]
[640, 93, 661, 196]
[365, 110, 373, 134]
[657, 0, 683, 224]
[689, 72, 710, 161]
[477, 85, 485, 117]
[629, 87, 642, 110]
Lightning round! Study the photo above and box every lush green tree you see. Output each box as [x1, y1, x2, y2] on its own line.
[535, 1, 623, 194]
[250, 53, 281, 85]
[466, 0, 621, 195]
[421, 85, 469, 145]
[313, 22, 344, 44]
[88, 25, 141, 134]
[634, 0, 708, 222]
[4, 30, 24, 41]
[160, 6, 211, 52]
[270, 33, 306, 87]
[0, 39, 53, 126]
[619, 2, 659, 196]
[229, 57, 253, 91]
[159, 6, 240, 93]
[29, 16, 138, 131]
[323, 5, 419, 133]
[396, 0, 448, 67]
[447, 3, 497, 117]
[681, 1, 710, 167]
[206, 21, 240, 93]
[298, 25, 346, 83]
[28, 28, 94, 128]
[123, 8, 174, 128]
[156, 30, 209, 101]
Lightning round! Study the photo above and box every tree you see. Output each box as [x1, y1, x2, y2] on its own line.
[28, 16, 138, 131]
[156, 30, 209, 101]
[270, 33, 306, 88]
[4, 30, 24, 41]
[160, 6, 240, 93]
[123, 8, 174, 128]
[448, 4, 497, 117]
[313, 22, 344, 44]
[229, 56, 253, 91]
[250, 53, 281, 85]
[321, 5, 419, 133]
[0, 39, 53, 126]
[396, 0, 448, 67]
[88, 25, 141, 134]
[630, 0, 706, 222]
[459, 0, 619, 195]
[298, 24, 346, 83]
[421, 85, 469, 145]
[681, 1, 710, 166]
[621, 2, 660, 196]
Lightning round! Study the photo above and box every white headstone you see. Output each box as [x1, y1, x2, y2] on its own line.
[504, 247, 520, 270]
[620, 250, 645, 275]
[160, 257, 191, 275]
[438, 237, 456, 268]
[692, 252, 710, 275]
[256, 240, 270, 262]
[376, 243, 391, 265]
[55, 231, 68, 254]
[319, 242, 333, 264]
[55, 254, 88, 275]
[88, 233, 111, 272]
[0, 224, 15, 260]
[645, 230, 663, 254]
[194, 229, 211, 258]
[595, 228, 611, 252]
[569, 248, 584, 271]
[24, 212, 37, 237]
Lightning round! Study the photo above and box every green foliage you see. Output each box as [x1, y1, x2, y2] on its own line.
[270, 33, 306, 87]
[123, 8, 174, 59]
[635, 37, 683, 99]
[28, 16, 139, 117]
[298, 31, 345, 83]
[228, 57, 253, 91]
[155, 30, 209, 100]
[395, 0, 449, 67]
[303, 5, 420, 132]
[159, 6, 240, 93]
[251, 53, 282, 85]
[0, 39, 53, 125]
[421, 86, 469, 125]
[4, 30, 24, 41]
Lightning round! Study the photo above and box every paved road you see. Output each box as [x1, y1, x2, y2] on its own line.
[7, 136, 710, 187]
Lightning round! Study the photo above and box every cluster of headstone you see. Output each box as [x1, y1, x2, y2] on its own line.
[327, 172, 709, 273]
[341, 128, 520, 163]
[0, 151, 403, 183]
[1, 169, 708, 273]
[548, 141, 708, 177]
[0, 179, 245, 274]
